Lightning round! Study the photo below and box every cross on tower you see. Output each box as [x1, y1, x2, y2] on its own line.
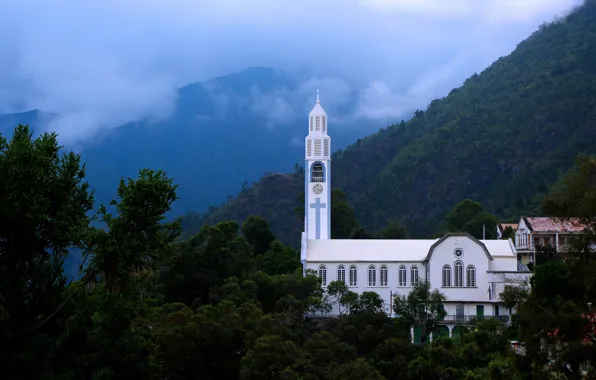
[309, 197, 327, 239]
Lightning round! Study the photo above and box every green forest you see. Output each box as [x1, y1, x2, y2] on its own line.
[2, 125, 596, 379]
[185, 0, 596, 245]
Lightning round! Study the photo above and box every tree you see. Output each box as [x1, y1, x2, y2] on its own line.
[516, 154, 596, 376]
[242, 215, 276, 255]
[0, 125, 94, 379]
[502, 225, 515, 240]
[445, 199, 499, 239]
[350, 227, 372, 239]
[357, 292, 385, 315]
[330, 189, 360, 239]
[542, 154, 596, 232]
[327, 358, 385, 380]
[377, 221, 407, 239]
[240, 335, 302, 380]
[85, 168, 181, 294]
[258, 240, 300, 275]
[499, 285, 529, 314]
[160, 220, 254, 307]
[326, 281, 351, 316]
[393, 282, 447, 347]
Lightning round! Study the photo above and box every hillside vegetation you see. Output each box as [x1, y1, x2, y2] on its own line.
[3, 123, 596, 379]
[186, 0, 596, 244]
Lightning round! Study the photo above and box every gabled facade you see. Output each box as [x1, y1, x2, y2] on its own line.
[514, 216, 588, 264]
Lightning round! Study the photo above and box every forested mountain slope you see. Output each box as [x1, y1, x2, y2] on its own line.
[184, 0, 596, 245]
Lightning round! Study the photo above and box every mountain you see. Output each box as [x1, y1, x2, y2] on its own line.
[187, 0, 596, 246]
[1, 68, 386, 278]
[0, 67, 375, 220]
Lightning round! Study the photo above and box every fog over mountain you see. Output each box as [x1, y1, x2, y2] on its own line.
[0, 0, 582, 145]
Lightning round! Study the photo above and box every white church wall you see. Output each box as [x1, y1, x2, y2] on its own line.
[488, 256, 518, 271]
[305, 261, 428, 315]
[428, 236, 492, 303]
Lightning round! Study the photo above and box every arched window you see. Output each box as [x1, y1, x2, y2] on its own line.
[442, 265, 451, 287]
[398, 265, 407, 287]
[411, 266, 419, 287]
[318, 265, 327, 286]
[311, 163, 324, 183]
[368, 265, 376, 287]
[380, 265, 388, 286]
[337, 265, 346, 283]
[349, 265, 357, 287]
[454, 261, 463, 287]
[466, 265, 476, 287]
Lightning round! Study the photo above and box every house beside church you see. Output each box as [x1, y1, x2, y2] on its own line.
[513, 216, 589, 264]
[299, 91, 532, 343]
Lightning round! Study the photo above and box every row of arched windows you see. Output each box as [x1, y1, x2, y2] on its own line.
[317, 264, 420, 287]
[442, 261, 476, 288]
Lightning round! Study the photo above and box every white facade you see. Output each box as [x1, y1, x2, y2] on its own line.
[304, 90, 331, 240]
[300, 93, 532, 337]
[302, 233, 531, 321]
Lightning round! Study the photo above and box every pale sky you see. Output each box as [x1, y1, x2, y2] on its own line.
[0, 0, 583, 144]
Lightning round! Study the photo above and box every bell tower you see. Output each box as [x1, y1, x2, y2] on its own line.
[305, 90, 331, 240]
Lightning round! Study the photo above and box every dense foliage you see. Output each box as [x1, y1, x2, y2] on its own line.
[1, 124, 596, 379]
[186, 0, 596, 244]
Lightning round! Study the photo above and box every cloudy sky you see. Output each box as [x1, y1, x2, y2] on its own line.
[0, 0, 583, 144]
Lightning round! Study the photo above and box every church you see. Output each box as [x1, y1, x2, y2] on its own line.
[299, 91, 532, 338]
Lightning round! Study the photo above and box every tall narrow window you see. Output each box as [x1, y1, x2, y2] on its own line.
[310, 116, 314, 132]
[315, 116, 321, 131]
[442, 265, 452, 287]
[337, 265, 346, 284]
[323, 140, 329, 156]
[368, 265, 376, 287]
[380, 265, 388, 286]
[398, 265, 407, 287]
[466, 265, 476, 287]
[349, 265, 357, 286]
[411, 266, 419, 286]
[454, 261, 463, 287]
[318, 265, 327, 286]
[322, 116, 327, 133]
[307, 139, 312, 157]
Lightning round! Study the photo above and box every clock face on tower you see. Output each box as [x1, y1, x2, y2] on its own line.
[312, 184, 324, 194]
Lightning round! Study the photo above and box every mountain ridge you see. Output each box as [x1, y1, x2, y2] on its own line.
[186, 0, 596, 245]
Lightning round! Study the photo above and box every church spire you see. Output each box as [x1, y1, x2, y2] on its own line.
[304, 90, 331, 240]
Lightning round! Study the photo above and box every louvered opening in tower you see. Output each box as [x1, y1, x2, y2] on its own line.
[314, 140, 321, 156]
[323, 139, 329, 156]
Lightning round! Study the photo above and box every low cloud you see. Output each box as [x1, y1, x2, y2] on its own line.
[0, 0, 582, 144]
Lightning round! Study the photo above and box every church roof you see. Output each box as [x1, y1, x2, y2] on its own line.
[306, 239, 439, 262]
[479, 239, 517, 257]
[306, 235, 517, 262]
[309, 89, 327, 116]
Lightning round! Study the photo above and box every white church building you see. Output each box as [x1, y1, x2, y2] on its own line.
[299, 92, 532, 342]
